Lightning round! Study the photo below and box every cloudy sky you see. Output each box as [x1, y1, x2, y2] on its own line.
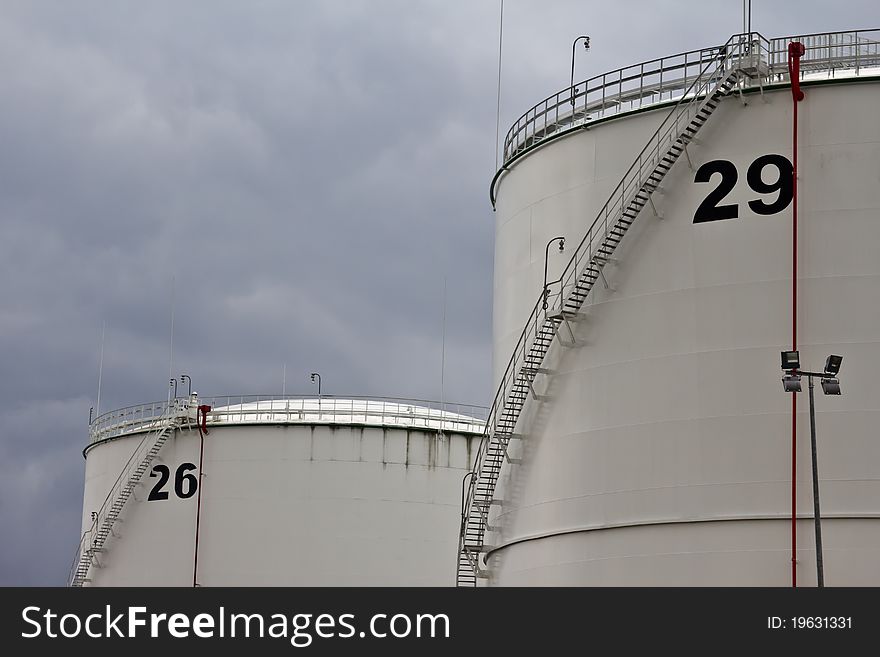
[1, 1, 875, 585]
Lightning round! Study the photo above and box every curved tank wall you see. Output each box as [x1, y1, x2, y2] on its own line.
[79, 398, 484, 586]
[489, 78, 880, 585]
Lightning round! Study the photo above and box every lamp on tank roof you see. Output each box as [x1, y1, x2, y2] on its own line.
[570, 35, 591, 109]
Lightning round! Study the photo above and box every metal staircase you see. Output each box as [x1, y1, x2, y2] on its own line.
[457, 33, 770, 586]
[69, 402, 193, 587]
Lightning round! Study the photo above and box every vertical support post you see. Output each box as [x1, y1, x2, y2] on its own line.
[808, 377, 824, 587]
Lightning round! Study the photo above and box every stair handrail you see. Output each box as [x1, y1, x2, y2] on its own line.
[458, 32, 770, 583]
[502, 28, 879, 168]
[502, 43, 727, 163]
[67, 531, 89, 586]
[68, 427, 155, 585]
[69, 400, 190, 585]
[549, 34, 768, 310]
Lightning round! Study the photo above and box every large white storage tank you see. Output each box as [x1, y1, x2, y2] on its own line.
[74, 395, 484, 586]
[461, 30, 880, 586]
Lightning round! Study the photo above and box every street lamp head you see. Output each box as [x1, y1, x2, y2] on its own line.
[824, 354, 843, 376]
[821, 378, 841, 395]
[781, 350, 800, 371]
[570, 36, 591, 107]
[782, 374, 802, 393]
[558, 238, 565, 252]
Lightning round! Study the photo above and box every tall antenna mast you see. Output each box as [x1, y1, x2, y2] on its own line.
[440, 277, 447, 435]
[167, 276, 175, 404]
[96, 320, 106, 417]
[494, 0, 504, 172]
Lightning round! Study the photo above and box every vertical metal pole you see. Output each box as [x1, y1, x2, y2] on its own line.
[808, 376, 825, 587]
[570, 36, 589, 110]
[96, 321, 106, 418]
[440, 277, 447, 436]
[168, 276, 175, 405]
[494, 0, 504, 171]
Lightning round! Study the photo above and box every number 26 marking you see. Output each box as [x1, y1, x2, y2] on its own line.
[148, 462, 198, 501]
[693, 154, 793, 223]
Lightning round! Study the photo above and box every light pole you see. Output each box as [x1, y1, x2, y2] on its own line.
[570, 35, 591, 110]
[310, 372, 322, 398]
[543, 236, 565, 310]
[780, 351, 843, 587]
[180, 373, 192, 398]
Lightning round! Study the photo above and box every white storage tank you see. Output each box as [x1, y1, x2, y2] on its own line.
[460, 29, 880, 586]
[74, 395, 485, 586]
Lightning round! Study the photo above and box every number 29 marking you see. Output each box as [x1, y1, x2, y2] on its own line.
[693, 154, 793, 223]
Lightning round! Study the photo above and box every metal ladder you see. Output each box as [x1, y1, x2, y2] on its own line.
[457, 34, 769, 586]
[68, 403, 193, 587]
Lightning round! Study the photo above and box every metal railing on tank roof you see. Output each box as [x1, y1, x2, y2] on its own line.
[87, 394, 488, 445]
[501, 28, 880, 169]
[768, 29, 880, 80]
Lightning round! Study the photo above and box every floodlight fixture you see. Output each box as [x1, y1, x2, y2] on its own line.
[824, 355, 843, 376]
[776, 350, 843, 588]
[782, 374, 802, 393]
[781, 350, 800, 371]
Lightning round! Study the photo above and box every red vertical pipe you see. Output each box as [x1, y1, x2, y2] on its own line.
[788, 42, 805, 588]
[193, 431, 205, 587]
[193, 405, 210, 587]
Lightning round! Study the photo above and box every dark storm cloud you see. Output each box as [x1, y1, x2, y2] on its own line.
[0, 0, 875, 584]
[0, 0, 498, 585]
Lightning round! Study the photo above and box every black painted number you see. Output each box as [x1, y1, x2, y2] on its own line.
[747, 154, 794, 215]
[694, 159, 738, 222]
[148, 464, 170, 501]
[174, 463, 198, 499]
[148, 462, 198, 501]
[694, 154, 793, 223]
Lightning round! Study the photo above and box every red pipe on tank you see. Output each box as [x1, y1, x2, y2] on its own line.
[787, 41, 805, 588]
[193, 405, 211, 587]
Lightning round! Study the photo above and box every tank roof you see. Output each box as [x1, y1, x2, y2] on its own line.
[87, 395, 488, 448]
[499, 28, 880, 172]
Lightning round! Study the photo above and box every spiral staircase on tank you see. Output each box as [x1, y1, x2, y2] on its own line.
[68, 401, 195, 587]
[457, 34, 773, 586]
